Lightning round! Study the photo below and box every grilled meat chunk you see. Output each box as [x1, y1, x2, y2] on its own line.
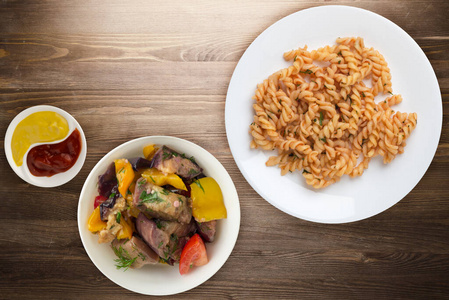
[111, 236, 159, 269]
[136, 213, 196, 264]
[133, 177, 192, 224]
[150, 146, 202, 180]
[196, 220, 217, 242]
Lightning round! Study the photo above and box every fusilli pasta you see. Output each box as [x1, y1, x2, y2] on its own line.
[250, 37, 417, 189]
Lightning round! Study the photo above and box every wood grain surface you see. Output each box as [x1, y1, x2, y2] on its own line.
[1, 1, 448, 299]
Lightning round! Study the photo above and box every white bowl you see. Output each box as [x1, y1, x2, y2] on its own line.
[4, 105, 87, 188]
[77, 136, 240, 295]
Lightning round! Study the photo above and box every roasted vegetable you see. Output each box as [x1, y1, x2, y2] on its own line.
[128, 157, 153, 172]
[99, 186, 119, 222]
[190, 177, 227, 222]
[98, 162, 117, 198]
[143, 144, 158, 160]
[116, 214, 133, 240]
[88, 207, 107, 233]
[179, 233, 208, 275]
[115, 159, 135, 198]
[141, 168, 187, 191]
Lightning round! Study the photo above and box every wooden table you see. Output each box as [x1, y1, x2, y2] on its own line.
[1, 1, 448, 299]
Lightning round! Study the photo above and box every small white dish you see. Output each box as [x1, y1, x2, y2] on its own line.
[77, 136, 240, 295]
[225, 5, 442, 223]
[4, 105, 87, 188]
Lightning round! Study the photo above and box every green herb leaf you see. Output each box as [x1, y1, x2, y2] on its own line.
[188, 168, 199, 176]
[113, 246, 137, 271]
[139, 190, 164, 205]
[320, 137, 327, 143]
[302, 169, 311, 174]
[300, 69, 313, 74]
[194, 180, 205, 193]
[319, 111, 324, 126]
[162, 152, 172, 160]
[116, 212, 121, 224]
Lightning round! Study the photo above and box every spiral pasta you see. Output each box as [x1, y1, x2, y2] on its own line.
[250, 37, 417, 189]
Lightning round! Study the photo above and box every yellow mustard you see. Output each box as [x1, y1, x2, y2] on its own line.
[11, 111, 69, 166]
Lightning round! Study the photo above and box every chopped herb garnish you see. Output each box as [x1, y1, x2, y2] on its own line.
[361, 92, 366, 98]
[170, 233, 178, 242]
[320, 137, 326, 143]
[188, 168, 199, 175]
[162, 152, 172, 160]
[388, 91, 393, 95]
[109, 192, 116, 199]
[138, 179, 147, 187]
[155, 219, 163, 229]
[180, 153, 197, 164]
[319, 111, 324, 126]
[139, 190, 164, 205]
[294, 55, 298, 61]
[194, 180, 205, 193]
[337, 51, 342, 56]
[113, 246, 137, 271]
[116, 212, 121, 224]
[178, 197, 184, 204]
[302, 169, 311, 174]
[149, 176, 156, 183]
[300, 69, 313, 74]
[160, 189, 170, 196]
[158, 241, 164, 248]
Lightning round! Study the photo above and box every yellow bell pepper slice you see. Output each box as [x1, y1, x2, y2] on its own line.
[87, 207, 107, 233]
[116, 214, 133, 240]
[141, 168, 187, 190]
[115, 159, 135, 198]
[143, 144, 158, 160]
[190, 177, 227, 222]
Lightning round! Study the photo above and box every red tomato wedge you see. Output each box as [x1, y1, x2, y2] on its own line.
[179, 233, 208, 275]
[93, 195, 107, 209]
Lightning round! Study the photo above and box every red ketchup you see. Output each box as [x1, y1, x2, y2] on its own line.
[26, 129, 82, 177]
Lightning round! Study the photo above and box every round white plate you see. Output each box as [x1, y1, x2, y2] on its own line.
[225, 5, 442, 224]
[4, 105, 87, 188]
[77, 136, 240, 295]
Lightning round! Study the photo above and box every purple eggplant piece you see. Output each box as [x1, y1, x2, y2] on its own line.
[128, 157, 153, 172]
[136, 213, 196, 264]
[100, 186, 119, 222]
[163, 181, 191, 198]
[196, 220, 217, 242]
[98, 162, 117, 198]
[111, 236, 159, 268]
[150, 146, 203, 180]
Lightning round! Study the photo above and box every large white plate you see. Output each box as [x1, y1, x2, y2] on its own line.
[77, 136, 240, 295]
[225, 5, 442, 224]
